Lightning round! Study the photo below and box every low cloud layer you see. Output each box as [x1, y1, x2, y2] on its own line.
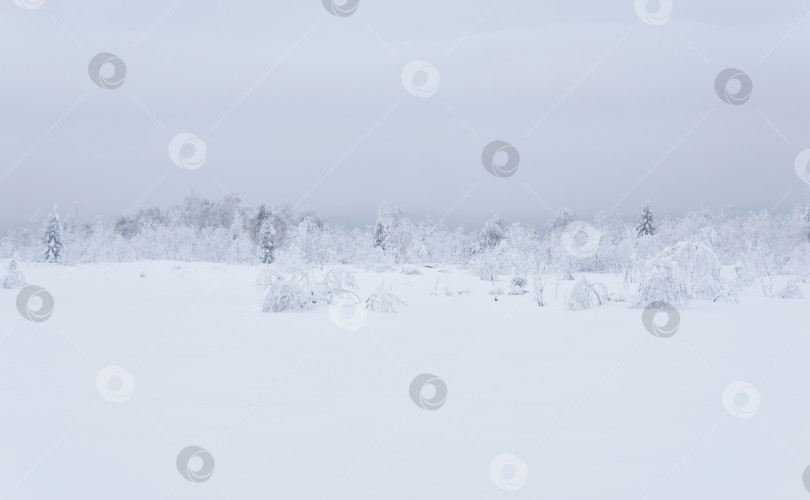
[2, 0, 810, 230]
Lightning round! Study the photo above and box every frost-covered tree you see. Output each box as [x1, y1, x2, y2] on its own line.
[258, 219, 276, 264]
[373, 203, 399, 251]
[634, 241, 728, 306]
[478, 215, 507, 250]
[293, 216, 325, 265]
[636, 201, 656, 237]
[544, 208, 577, 236]
[227, 208, 254, 264]
[42, 207, 64, 263]
[373, 203, 408, 261]
[1, 259, 26, 289]
[250, 204, 271, 245]
[803, 204, 810, 240]
[113, 215, 140, 239]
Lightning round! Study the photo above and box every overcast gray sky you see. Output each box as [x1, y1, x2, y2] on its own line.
[1, 0, 810, 230]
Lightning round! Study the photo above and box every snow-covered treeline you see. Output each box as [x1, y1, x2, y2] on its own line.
[2, 194, 810, 305]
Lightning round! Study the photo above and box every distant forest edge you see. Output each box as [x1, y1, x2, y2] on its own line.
[2, 193, 810, 306]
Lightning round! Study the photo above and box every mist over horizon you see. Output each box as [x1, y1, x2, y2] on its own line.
[3, 0, 810, 233]
[3, 191, 808, 236]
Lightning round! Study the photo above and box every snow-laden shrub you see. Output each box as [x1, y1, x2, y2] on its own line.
[509, 277, 527, 295]
[322, 268, 358, 299]
[1, 260, 26, 289]
[732, 260, 756, 287]
[566, 277, 608, 310]
[634, 241, 724, 306]
[774, 280, 804, 299]
[258, 266, 360, 313]
[366, 283, 406, 313]
[401, 265, 422, 275]
[257, 269, 318, 313]
[787, 243, 810, 282]
[527, 274, 546, 307]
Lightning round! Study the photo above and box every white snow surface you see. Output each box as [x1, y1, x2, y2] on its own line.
[1, 260, 809, 499]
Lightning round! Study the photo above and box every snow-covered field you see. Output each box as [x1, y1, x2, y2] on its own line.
[2, 260, 810, 499]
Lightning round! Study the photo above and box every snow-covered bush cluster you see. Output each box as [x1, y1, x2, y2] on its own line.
[256, 266, 361, 313]
[2, 194, 810, 307]
[566, 277, 610, 311]
[1, 259, 25, 289]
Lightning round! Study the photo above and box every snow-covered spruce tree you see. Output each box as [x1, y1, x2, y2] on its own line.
[258, 218, 276, 264]
[373, 202, 402, 257]
[42, 207, 64, 264]
[250, 204, 271, 245]
[636, 201, 656, 237]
